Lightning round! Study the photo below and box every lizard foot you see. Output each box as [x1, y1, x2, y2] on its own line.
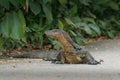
[87, 60, 102, 65]
[52, 60, 63, 64]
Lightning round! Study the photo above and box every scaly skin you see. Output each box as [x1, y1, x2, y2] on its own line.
[45, 29, 100, 65]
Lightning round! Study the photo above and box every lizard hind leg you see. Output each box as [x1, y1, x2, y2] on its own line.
[79, 50, 101, 65]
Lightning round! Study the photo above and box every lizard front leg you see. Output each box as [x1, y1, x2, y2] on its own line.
[52, 51, 66, 64]
[78, 49, 100, 65]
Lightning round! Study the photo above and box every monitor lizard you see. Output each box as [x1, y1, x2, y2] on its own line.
[45, 29, 101, 65]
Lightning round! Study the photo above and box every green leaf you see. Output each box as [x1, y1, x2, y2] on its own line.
[83, 18, 95, 24]
[10, 12, 20, 39]
[42, 3, 53, 23]
[69, 30, 77, 36]
[89, 24, 101, 35]
[0, 38, 4, 52]
[72, 17, 81, 23]
[17, 10, 26, 37]
[58, 20, 64, 29]
[75, 37, 84, 45]
[108, 1, 119, 11]
[0, 13, 13, 38]
[98, 20, 106, 29]
[70, 5, 77, 16]
[83, 26, 92, 35]
[0, 0, 10, 9]
[65, 18, 76, 27]
[114, 21, 120, 26]
[87, 11, 96, 19]
[43, 0, 51, 4]
[9, 0, 20, 8]
[79, 22, 87, 27]
[0, 38, 4, 46]
[10, 11, 26, 39]
[19, 0, 26, 5]
[79, 0, 92, 6]
[107, 31, 114, 38]
[58, 0, 67, 5]
[30, 1, 41, 15]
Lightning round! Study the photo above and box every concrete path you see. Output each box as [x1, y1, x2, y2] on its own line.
[0, 39, 120, 80]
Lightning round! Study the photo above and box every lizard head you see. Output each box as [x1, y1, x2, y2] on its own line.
[45, 29, 64, 38]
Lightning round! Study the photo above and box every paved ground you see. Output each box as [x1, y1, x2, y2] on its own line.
[0, 39, 120, 80]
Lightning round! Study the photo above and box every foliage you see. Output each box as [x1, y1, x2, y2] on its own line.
[0, 0, 120, 51]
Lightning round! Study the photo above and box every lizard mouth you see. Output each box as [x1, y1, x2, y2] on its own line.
[45, 30, 53, 36]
